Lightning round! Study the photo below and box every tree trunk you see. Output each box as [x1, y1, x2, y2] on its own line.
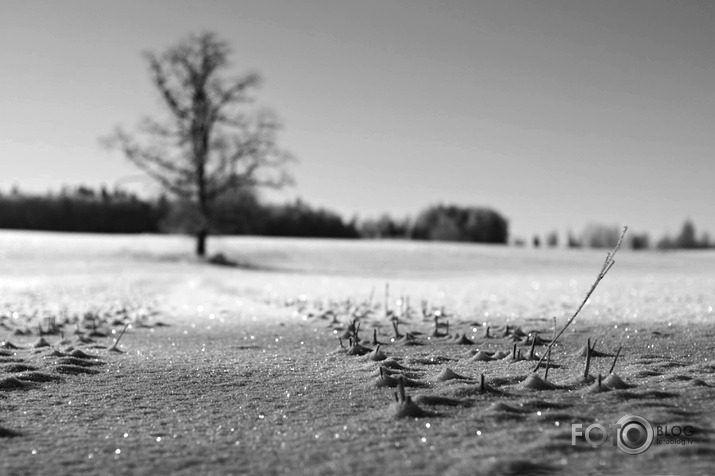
[196, 229, 208, 257]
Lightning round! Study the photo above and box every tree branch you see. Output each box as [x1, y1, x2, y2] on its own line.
[146, 53, 190, 121]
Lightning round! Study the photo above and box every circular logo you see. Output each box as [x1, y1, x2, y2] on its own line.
[616, 414, 654, 455]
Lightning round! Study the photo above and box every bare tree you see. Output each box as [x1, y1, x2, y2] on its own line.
[104, 32, 292, 256]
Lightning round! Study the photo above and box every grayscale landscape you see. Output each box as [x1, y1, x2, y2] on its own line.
[2, 2, 714, 475]
[2, 231, 714, 475]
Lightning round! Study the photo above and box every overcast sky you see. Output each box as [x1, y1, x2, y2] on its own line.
[2, 0, 713, 240]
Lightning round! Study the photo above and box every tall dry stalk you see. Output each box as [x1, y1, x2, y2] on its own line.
[533, 226, 628, 373]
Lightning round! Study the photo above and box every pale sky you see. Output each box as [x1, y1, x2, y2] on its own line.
[1, 0, 713, 240]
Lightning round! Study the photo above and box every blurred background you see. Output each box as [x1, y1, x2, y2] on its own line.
[2, 1, 713, 252]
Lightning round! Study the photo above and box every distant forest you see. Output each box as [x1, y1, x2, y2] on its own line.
[0, 185, 709, 250]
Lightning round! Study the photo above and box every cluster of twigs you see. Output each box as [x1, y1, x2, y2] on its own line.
[286, 226, 632, 417]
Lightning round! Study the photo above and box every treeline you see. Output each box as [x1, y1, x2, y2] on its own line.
[0, 186, 166, 233]
[162, 190, 360, 238]
[360, 205, 508, 243]
[0, 187, 359, 238]
[654, 220, 712, 250]
[0, 187, 509, 243]
[1, 186, 710, 250]
[528, 220, 712, 251]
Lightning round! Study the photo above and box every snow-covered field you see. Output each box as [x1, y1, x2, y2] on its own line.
[1, 230, 714, 475]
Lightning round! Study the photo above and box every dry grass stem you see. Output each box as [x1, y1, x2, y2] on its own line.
[533, 226, 627, 372]
[609, 346, 622, 374]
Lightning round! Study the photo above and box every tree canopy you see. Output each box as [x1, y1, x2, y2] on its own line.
[104, 32, 292, 256]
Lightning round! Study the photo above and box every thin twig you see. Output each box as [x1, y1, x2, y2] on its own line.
[529, 338, 536, 360]
[533, 226, 628, 372]
[609, 346, 622, 374]
[584, 338, 592, 379]
[384, 283, 390, 319]
[109, 323, 130, 351]
[552, 316, 557, 340]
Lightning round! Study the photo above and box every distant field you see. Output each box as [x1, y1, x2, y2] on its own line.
[1, 230, 714, 475]
[1, 230, 713, 325]
[3, 229, 714, 277]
